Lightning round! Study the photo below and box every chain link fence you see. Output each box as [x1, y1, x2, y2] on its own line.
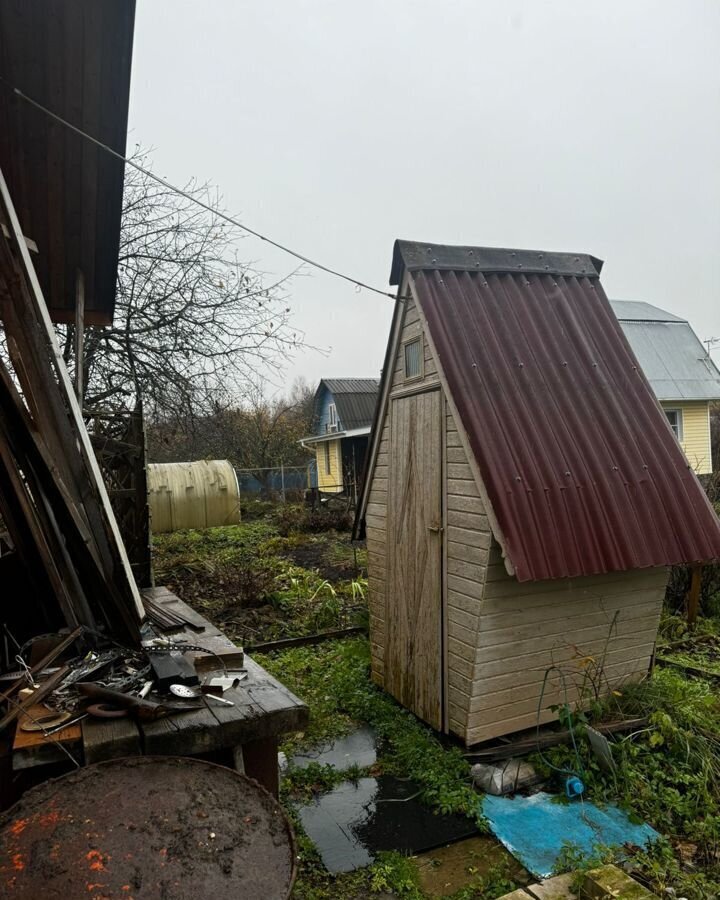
[235, 463, 317, 502]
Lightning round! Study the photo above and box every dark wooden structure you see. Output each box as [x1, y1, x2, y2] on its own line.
[13, 590, 308, 797]
[0, 0, 136, 326]
[90, 409, 152, 589]
[0, 169, 143, 645]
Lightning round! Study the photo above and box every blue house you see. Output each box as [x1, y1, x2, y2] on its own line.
[300, 378, 380, 495]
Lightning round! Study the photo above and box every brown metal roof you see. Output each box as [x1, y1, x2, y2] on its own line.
[0, 0, 136, 326]
[392, 240, 720, 581]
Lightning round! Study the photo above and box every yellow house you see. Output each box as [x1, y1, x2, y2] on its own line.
[612, 301, 720, 475]
[300, 378, 380, 496]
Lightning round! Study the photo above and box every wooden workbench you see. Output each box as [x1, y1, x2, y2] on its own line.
[12, 588, 308, 796]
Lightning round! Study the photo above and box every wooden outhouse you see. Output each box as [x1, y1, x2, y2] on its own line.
[354, 241, 720, 746]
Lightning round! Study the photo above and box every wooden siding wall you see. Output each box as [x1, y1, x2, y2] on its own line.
[445, 405, 490, 737]
[466, 547, 667, 745]
[365, 292, 440, 688]
[661, 401, 713, 475]
[316, 439, 342, 492]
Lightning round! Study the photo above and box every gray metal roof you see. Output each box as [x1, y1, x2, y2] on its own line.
[611, 301, 720, 401]
[322, 378, 381, 395]
[316, 378, 380, 432]
[610, 300, 684, 323]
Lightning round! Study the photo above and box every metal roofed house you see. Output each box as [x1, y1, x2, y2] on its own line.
[353, 240, 720, 746]
[610, 300, 720, 475]
[301, 378, 380, 496]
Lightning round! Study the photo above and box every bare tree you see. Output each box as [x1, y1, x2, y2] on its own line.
[147, 377, 316, 493]
[60, 148, 302, 419]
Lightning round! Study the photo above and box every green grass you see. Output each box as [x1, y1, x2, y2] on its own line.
[153, 521, 276, 574]
[535, 666, 720, 899]
[257, 638, 493, 899]
[258, 638, 482, 820]
[154, 521, 720, 897]
[152, 520, 367, 643]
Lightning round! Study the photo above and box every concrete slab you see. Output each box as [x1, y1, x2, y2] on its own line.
[581, 865, 657, 898]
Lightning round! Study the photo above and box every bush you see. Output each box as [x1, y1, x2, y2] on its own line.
[240, 498, 276, 520]
[273, 504, 353, 536]
[665, 472, 720, 617]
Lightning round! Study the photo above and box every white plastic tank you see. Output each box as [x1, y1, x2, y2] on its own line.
[147, 460, 240, 533]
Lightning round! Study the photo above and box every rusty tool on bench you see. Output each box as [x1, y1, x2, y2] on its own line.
[0, 665, 71, 732]
[77, 683, 201, 721]
[0, 626, 83, 705]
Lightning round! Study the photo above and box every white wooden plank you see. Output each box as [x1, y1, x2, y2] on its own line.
[447, 557, 486, 583]
[476, 599, 663, 650]
[447, 573, 484, 600]
[447, 525, 492, 549]
[447, 479, 482, 497]
[447, 493, 485, 513]
[447, 590, 482, 616]
[447, 462, 475, 481]
[447, 540, 489, 565]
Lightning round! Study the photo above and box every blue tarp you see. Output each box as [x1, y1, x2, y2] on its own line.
[482, 792, 659, 878]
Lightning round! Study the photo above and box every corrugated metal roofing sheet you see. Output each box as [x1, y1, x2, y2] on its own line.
[400, 243, 720, 581]
[323, 378, 381, 395]
[315, 378, 380, 433]
[610, 300, 684, 323]
[609, 302, 720, 401]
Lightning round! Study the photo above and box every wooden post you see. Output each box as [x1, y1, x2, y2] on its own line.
[74, 270, 85, 406]
[687, 564, 702, 626]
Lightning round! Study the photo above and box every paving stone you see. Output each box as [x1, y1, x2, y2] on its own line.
[580, 865, 657, 899]
[526, 873, 577, 899]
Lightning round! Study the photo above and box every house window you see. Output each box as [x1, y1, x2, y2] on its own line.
[324, 442, 331, 475]
[665, 408, 683, 441]
[328, 403, 337, 430]
[404, 338, 422, 380]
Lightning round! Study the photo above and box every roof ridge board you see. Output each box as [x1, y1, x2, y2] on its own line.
[390, 240, 603, 284]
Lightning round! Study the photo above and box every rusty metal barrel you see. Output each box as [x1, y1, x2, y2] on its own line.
[0, 756, 297, 899]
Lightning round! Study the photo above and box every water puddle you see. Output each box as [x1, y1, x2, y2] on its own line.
[290, 726, 377, 771]
[297, 775, 477, 873]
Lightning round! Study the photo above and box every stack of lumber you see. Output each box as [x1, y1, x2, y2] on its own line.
[0, 169, 142, 646]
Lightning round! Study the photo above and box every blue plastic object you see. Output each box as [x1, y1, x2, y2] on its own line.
[565, 776, 585, 798]
[482, 792, 659, 878]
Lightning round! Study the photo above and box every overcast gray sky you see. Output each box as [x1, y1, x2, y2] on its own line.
[128, 0, 720, 392]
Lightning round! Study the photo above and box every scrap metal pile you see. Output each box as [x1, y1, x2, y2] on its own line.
[0, 626, 246, 743]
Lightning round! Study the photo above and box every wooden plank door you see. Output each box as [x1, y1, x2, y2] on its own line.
[386, 390, 443, 729]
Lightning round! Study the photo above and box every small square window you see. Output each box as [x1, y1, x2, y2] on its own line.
[665, 408, 683, 442]
[404, 339, 422, 380]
